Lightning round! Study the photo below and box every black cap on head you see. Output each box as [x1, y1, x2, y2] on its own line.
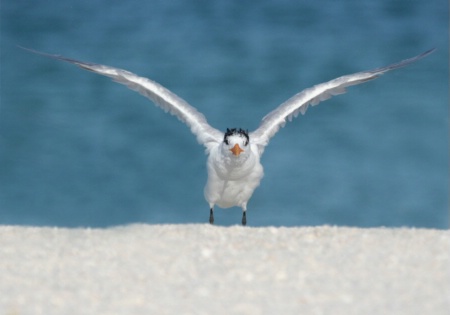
[224, 128, 249, 145]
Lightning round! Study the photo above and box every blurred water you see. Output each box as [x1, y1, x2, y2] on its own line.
[0, 0, 448, 228]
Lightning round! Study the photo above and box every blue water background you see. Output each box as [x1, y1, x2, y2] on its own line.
[1, 0, 448, 228]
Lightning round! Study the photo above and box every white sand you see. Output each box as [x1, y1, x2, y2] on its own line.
[1, 224, 449, 315]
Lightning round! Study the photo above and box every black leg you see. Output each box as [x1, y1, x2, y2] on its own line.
[209, 208, 214, 224]
[241, 211, 247, 226]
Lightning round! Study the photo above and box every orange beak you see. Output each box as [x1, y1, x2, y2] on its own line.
[230, 143, 244, 156]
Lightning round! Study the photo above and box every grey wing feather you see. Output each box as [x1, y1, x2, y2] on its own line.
[250, 49, 435, 150]
[23, 47, 222, 147]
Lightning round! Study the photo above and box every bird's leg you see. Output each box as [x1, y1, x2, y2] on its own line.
[209, 208, 214, 224]
[241, 211, 247, 226]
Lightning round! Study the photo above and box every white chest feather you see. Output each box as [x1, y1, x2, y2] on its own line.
[204, 144, 264, 209]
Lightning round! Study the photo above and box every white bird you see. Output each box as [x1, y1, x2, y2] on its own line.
[23, 47, 434, 225]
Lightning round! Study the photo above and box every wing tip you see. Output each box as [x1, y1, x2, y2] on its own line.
[420, 47, 437, 57]
[18, 45, 97, 69]
[370, 48, 436, 74]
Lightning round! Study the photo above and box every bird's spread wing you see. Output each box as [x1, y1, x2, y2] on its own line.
[250, 49, 435, 150]
[23, 47, 223, 147]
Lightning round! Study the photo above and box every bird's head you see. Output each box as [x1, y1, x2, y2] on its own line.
[222, 128, 249, 157]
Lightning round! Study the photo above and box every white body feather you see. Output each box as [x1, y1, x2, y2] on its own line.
[205, 141, 263, 210]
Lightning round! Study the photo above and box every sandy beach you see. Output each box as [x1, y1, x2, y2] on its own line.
[1, 224, 449, 315]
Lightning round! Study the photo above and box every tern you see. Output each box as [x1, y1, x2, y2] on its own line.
[23, 47, 434, 225]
